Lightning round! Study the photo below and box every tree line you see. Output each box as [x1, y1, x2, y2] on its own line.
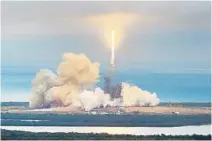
[1, 129, 211, 140]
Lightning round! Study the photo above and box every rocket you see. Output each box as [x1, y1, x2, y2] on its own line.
[111, 29, 115, 69]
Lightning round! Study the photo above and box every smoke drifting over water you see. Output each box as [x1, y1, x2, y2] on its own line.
[29, 53, 159, 110]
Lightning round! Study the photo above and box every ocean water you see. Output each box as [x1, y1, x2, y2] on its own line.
[1, 67, 211, 102]
[1, 113, 211, 127]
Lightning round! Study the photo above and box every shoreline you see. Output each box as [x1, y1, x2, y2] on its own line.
[2, 106, 211, 115]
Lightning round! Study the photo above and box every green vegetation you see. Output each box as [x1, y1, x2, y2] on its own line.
[1, 129, 211, 140]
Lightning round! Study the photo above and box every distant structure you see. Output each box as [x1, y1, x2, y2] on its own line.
[104, 76, 122, 99]
[104, 76, 111, 94]
[169, 101, 184, 108]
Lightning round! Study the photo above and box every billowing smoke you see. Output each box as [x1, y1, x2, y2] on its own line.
[57, 53, 100, 85]
[121, 83, 160, 107]
[80, 88, 121, 111]
[29, 52, 159, 110]
[29, 69, 62, 108]
[29, 53, 100, 109]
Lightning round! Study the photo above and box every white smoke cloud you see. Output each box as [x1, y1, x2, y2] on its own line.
[57, 53, 100, 85]
[80, 88, 121, 111]
[29, 52, 160, 111]
[29, 53, 100, 109]
[121, 83, 160, 107]
[29, 69, 62, 108]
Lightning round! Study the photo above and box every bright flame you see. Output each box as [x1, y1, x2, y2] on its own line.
[85, 13, 139, 49]
[111, 29, 115, 66]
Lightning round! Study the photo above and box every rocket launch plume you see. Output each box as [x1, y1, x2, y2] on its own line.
[29, 52, 160, 110]
[111, 29, 115, 68]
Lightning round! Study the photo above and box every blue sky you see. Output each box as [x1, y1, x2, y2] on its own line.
[2, 1, 211, 73]
[1, 1, 211, 102]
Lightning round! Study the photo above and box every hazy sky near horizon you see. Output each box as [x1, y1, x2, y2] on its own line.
[2, 1, 211, 73]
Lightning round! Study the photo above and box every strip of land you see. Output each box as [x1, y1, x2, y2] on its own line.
[1, 129, 211, 140]
[2, 106, 211, 115]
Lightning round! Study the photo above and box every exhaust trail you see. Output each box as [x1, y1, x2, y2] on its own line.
[111, 29, 115, 68]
